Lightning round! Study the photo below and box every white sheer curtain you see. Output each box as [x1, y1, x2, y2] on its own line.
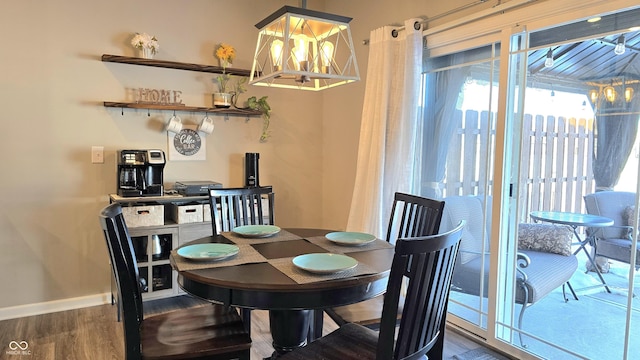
[346, 19, 424, 238]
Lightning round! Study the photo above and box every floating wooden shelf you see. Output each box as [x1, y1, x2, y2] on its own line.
[101, 54, 256, 77]
[104, 102, 262, 116]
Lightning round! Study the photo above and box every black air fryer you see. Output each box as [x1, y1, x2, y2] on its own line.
[245, 152, 260, 187]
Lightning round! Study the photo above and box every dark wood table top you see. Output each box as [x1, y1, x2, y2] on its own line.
[173, 228, 394, 310]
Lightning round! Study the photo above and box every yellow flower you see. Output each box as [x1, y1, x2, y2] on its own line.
[216, 43, 236, 63]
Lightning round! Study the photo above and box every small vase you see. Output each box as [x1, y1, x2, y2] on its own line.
[138, 48, 154, 59]
[213, 93, 232, 108]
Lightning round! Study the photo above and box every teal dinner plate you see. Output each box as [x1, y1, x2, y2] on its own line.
[292, 253, 358, 274]
[177, 243, 239, 261]
[325, 231, 376, 246]
[232, 224, 281, 238]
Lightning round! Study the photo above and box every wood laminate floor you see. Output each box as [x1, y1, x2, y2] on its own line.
[0, 296, 486, 359]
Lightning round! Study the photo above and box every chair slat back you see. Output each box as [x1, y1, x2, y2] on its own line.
[584, 191, 636, 239]
[386, 192, 445, 242]
[99, 203, 144, 359]
[377, 221, 464, 360]
[209, 186, 275, 234]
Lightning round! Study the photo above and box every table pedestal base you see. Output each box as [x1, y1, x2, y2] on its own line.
[267, 310, 310, 359]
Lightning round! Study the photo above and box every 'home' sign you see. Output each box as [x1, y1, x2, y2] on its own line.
[129, 88, 184, 105]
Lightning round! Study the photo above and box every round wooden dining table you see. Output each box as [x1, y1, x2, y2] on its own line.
[171, 228, 394, 358]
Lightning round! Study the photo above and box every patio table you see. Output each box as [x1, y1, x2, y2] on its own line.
[530, 211, 614, 294]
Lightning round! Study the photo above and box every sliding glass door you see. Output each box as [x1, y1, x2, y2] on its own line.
[421, 44, 501, 339]
[502, 10, 640, 358]
[420, 4, 640, 359]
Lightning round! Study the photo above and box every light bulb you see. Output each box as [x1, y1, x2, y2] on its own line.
[625, 87, 634, 102]
[270, 39, 284, 71]
[320, 41, 334, 73]
[604, 85, 617, 102]
[293, 37, 309, 71]
[544, 48, 554, 68]
[614, 35, 625, 55]
[589, 89, 599, 104]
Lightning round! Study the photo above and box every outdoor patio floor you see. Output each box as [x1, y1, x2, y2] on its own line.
[449, 252, 639, 359]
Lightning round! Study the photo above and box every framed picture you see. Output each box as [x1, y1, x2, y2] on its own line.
[168, 125, 206, 161]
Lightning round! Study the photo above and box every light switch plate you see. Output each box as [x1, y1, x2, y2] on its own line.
[92, 146, 104, 164]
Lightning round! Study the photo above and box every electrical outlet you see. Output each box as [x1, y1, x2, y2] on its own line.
[92, 146, 104, 164]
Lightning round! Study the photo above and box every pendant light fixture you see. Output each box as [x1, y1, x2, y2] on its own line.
[250, 3, 360, 91]
[588, 78, 637, 106]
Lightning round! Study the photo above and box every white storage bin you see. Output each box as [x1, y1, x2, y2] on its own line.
[171, 203, 204, 224]
[203, 203, 212, 222]
[121, 204, 164, 227]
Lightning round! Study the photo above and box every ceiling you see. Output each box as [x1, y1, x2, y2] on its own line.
[526, 8, 640, 93]
[528, 31, 640, 91]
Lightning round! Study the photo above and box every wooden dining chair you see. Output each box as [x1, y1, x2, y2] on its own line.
[99, 203, 252, 360]
[208, 186, 275, 234]
[208, 186, 275, 334]
[323, 192, 445, 330]
[279, 221, 465, 360]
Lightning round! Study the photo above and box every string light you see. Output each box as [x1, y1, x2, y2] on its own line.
[544, 48, 554, 68]
[614, 35, 626, 55]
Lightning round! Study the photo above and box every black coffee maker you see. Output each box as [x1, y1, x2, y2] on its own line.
[117, 149, 166, 197]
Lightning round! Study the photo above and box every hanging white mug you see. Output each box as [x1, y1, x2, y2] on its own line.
[198, 115, 215, 134]
[165, 115, 183, 133]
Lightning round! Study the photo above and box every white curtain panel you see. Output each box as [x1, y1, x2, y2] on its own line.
[346, 18, 424, 237]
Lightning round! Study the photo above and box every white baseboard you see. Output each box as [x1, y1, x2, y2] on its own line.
[0, 293, 112, 321]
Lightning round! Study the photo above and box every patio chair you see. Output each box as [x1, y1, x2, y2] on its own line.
[99, 203, 251, 360]
[584, 191, 640, 268]
[441, 195, 578, 347]
[278, 222, 464, 360]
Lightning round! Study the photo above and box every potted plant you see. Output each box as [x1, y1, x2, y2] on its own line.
[131, 33, 159, 59]
[213, 43, 236, 108]
[247, 96, 272, 142]
[230, 77, 248, 108]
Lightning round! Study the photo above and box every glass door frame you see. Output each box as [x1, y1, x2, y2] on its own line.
[427, 1, 640, 358]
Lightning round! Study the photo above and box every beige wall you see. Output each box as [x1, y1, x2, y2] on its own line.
[0, 0, 327, 309]
[0, 0, 486, 311]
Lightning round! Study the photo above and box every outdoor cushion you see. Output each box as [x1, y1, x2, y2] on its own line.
[518, 223, 573, 256]
[623, 205, 636, 227]
[517, 250, 578, 304]
[452, 250, 578, 304]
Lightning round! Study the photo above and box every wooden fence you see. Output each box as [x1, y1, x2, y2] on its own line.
[444, 109, 595, 218]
